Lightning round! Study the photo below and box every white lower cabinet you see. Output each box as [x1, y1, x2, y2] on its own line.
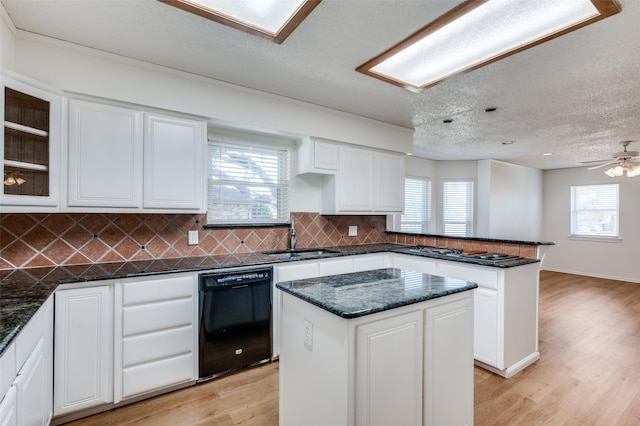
[0, 296, 53, 426]
[54, 286, 113, 416]
[53, 273, 198, 418]
[115, 273, 197, 402]
[279, 290, 474, 426]
[438, 260, 540, 377]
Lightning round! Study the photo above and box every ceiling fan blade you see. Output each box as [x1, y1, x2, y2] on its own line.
[587, 160, 617, 170]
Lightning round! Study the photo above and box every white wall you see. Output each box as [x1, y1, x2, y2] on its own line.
[477, 159, 542, 241]
[8, 31, 412, 154]
[542, 167, 640, 283]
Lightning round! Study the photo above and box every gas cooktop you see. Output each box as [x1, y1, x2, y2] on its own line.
[395, 246, 522, 265]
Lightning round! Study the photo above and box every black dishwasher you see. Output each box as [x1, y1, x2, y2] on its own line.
[198, 267, 272, 382]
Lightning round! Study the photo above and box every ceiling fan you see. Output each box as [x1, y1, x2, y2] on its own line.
[578, 141, 640, 177]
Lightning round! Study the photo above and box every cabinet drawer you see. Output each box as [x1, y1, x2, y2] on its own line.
[123, 275, 194, 305]
[437, 263, 499, 290]
[122, 298, 193, 336]
[392, 254, 437, 275]
[276, 262, 319, 282]
[121, 353, 194, 399]
[353, 254, 390, 272]
[318, 258, 353, 277]
[122, 326, 193, 367]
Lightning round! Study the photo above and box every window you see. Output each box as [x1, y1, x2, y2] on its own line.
[400, 177, 431, 233]
[571, 184, 618, 237]
[443, 179, 473, 237]
[207, 137, 290, 224]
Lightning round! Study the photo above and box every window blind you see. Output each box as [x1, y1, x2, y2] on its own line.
[400, 177, 431, 233]
[571, 184, 618, 237]
[207, 139, 290, 224]
[443, 179, 473, 237]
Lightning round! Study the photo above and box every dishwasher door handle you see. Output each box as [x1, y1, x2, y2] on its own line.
[231, 284, 249, 289]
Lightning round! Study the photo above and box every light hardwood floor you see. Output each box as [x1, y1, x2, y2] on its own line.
[65, 271, 640, 425]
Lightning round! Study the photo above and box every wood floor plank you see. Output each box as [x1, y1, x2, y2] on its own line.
[63, 271, 640, 425]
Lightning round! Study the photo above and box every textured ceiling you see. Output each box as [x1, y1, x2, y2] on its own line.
[2, 0, 639, 170]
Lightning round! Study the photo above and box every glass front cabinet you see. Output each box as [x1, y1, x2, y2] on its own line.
[1, 73, 61, 211]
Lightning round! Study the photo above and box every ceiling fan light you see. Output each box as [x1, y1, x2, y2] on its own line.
[610, 165, 625, 177]
[626, 164, 640, 177]
[4, 176, 16, 186]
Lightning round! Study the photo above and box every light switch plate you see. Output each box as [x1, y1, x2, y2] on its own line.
[348, 226, 357, 236]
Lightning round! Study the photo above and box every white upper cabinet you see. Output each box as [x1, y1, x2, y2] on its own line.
[143, 113, 205, 210]
[374, 151, 405, 212]
[1, 73, 61, 212]
[296, 137, 338, 176]
[321, 145, 405, 214]
[66, 98, 206, 213]
[67, 99, 143, 208]
[337, 146, 375, 212]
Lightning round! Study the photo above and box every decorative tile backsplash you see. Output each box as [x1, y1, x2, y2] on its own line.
[0, 212, 388, 269]
[0, 211, 537, 270]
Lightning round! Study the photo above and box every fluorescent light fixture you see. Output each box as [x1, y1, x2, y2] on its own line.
[159, 0, 321, 44]
[357, 0, 621, 91]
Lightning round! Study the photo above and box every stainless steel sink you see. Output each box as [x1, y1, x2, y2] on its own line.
[264, 249, 340, 259]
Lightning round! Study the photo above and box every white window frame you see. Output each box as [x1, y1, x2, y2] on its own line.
[570, 184, 619, 239]
[389, 176, 431, 233]
[442, 178, 474, 237]
[207, 134, 291, 225]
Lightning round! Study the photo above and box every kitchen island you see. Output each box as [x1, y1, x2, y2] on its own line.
[276, 268, 478, 426]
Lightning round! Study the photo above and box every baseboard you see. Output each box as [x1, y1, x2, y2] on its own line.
[475, 352, 540, 379]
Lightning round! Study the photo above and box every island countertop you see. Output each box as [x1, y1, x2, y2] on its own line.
[276, 267, 478, 319]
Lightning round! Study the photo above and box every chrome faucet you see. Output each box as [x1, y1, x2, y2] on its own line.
[289, 217, 297, 250]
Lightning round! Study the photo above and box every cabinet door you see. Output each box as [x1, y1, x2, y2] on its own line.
[355, 310, 423, 426]
[474, 287, 499, 367]
[0, 386, 17, 426]
[54, 286, 113, 415]
[374, 152, 405, 212]
[143, 113, 204, 210]
[424, 294, 474, 426]
[67, 99, 142, 208]
[296, 137, 338, 175]
[338, 146, 374, 212]
[1, 74, 61, 210]
[13, 339, 47, 426]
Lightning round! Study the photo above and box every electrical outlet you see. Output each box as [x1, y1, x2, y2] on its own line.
[303, 319, 313, 350]
[188, 230, 198, 245]
[348, 225, 357, 236]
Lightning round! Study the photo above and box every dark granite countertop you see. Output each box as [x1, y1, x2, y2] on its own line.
[0, 242, 539, 357]
[276, 268, 478, 318]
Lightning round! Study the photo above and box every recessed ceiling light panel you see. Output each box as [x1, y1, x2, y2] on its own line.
[357, 0, 620, 90]
[159, 0, 321, 43]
